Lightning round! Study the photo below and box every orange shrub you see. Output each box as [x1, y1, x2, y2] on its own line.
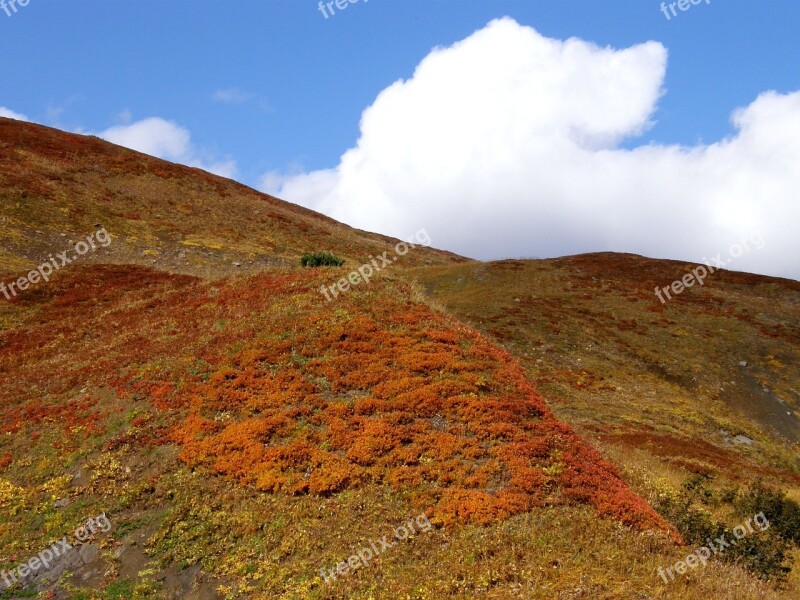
[1, 264, 676, 538]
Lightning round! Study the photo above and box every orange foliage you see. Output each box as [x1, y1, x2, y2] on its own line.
[163, 280, 676, 537]
[0, 264, 676, 538]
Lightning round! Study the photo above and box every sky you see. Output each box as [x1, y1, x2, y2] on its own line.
[1, 0, 799, 279]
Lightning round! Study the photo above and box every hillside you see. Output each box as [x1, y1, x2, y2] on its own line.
[411, 255, 800, 458]
[0, 117, 465, 278]
[412, 255, 800, 591]
[0, 263, 684, 598]
[1, 120, 799, 599]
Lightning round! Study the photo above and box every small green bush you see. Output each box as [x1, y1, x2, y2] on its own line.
[654, 476, 793, 581]
[735, 481, 800, 546]
[300, 251, 344, 267]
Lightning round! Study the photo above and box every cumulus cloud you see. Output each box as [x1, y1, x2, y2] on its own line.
[0, 107, 29, 121]
[99, 117, 238, 179]
[262, 17, 800, 280]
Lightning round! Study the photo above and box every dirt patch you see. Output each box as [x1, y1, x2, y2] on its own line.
[723, 368, 800, 443]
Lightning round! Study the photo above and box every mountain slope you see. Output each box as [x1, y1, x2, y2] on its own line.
[0, 264, 680, 598]
[412, 254, 800, 589]
[0, 117, 466, 277]
[1, 119, 798, 599]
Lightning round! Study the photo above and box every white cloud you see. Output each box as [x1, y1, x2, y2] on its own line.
[0, 107, 29, 121]
[262, 17, 800, 280]
[98, 117, 238, 179]
[213, 88, 255, 104]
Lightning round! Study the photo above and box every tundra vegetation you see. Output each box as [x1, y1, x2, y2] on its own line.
[1, 119, 799, 598]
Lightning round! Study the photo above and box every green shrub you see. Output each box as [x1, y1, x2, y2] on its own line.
[654, 476, 793, 581]
[735, 481, 800, 546]
[300, 251, 344, 267]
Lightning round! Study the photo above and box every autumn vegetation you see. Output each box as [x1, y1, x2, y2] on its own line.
[1, 119, 798, 598]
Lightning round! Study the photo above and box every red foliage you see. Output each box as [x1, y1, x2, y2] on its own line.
[0, 264, 677, 538]
[163, 279, 676, 537]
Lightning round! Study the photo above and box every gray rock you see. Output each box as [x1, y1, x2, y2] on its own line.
[30, 543, 98, 590]
[78, 544, 98, 564]
[732, 434, 755, 446]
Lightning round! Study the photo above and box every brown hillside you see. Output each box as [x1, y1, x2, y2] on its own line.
[0, 117, 466, 278]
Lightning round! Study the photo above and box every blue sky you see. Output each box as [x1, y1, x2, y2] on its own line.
[2, 1, 799, 278]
